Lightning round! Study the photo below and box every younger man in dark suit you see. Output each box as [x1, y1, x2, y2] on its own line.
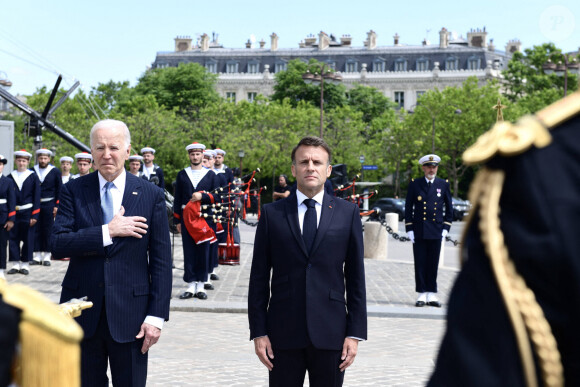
[249, 136, 367, 387]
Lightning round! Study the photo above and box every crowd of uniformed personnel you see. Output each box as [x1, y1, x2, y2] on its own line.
[0, 144, 239, 297]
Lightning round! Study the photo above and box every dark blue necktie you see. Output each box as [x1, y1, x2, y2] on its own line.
[101, 182, 114, 224]
[427, 181, 432, 190]
[302, 199, 317, 254]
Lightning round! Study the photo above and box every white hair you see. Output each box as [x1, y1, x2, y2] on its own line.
[89, 119, 131, 148]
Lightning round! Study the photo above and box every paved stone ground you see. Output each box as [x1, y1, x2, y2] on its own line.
[3, 215, 464, 385]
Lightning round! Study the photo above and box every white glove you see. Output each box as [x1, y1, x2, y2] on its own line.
[442, 229, 448, 242]
[407, 231, 415, 243]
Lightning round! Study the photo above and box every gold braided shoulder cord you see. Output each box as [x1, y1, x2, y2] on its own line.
[472, 168, 563, 387]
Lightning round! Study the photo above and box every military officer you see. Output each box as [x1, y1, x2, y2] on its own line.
[405, 154, 452, 307]
[31, 148, 61, 266]
[72, 152, 92, 178]
[140, 146, 165, 189]
[59, 156, 74, 184]
[0, 155, 16, 280]
[7, 150, 40, 275]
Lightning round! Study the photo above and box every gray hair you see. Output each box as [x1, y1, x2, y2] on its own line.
[89, 119, 131, 148]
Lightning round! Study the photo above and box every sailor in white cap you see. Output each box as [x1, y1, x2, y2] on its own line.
[140, 147, 165, 189]
[404, 154, 453, 307]
[6, 150, 40, 275]
[0, 154, 16, 279]
[213, 148, 234, 186]
[202, 149, 216, 169]
[31, 148, 62, 266]
[59, 156, 74, 184]
[203, 149, 221, 288]
[72, 152, 93, 179]
[173, 142, 220, 300]
[128, 155, 143, 177]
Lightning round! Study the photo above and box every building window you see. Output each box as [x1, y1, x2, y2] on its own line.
[416, 91, 426, 100]
[226, 61, 239, 73]
[247, 92, 257, 102]
[394, 91, 404, 109]
[325, 61, 336, 71]
[345, 60, 358, 73]
[394, 59, 407, 72]
[416, 59, 429, 71]
[468, 57, 481, 70]
[247, 61, 260, 74]
[275, 61, 287, 73]
[373, 59, 386, 72]
[205, 62, 217, 73]
[445, 58, 458, 71]
[226, 92, 236, 103]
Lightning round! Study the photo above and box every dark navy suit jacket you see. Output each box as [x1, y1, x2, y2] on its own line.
[248, 190, 367, 351]
[51, 172, 172, 343]
[405, 177, 453, 239]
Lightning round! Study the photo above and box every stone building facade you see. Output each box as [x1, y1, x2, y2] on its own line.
[152, 28, 520, 110]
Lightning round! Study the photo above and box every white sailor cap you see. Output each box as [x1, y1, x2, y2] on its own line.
[419, 154, 441, 166]
[60, 156, 74, 163]
[204, 150, 216, 158]
[129, 155, 144, 161]
[186, 142, 206, 151]
[214, 148, 226, 156]
[36, 148, 53, 157]
[140, 147, 155, 154]
[0, 154, 7, 164]
[14, 149, 32, 159]
[74, 152, 93, 161]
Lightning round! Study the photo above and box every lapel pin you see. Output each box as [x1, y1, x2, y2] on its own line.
[132, 192, 138, 195]
[329, 205, 332, 209]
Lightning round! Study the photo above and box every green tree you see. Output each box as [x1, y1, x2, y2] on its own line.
[347, 84, 397, 123]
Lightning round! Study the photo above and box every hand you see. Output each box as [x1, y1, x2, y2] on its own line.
[30, 218, 37, 227]
[4, 220, 14, 232]
[190, 192, 202, 202]
[407, 231, 415, 243]
[176, 223, 181, 234]
[442, 229, 448, 242]
[53, 207, 58, 217]
[107, 206, 148, 238]
[136, 322, 161, 354]
[339, 337, 359, 372]
[254, 336, 274, 371]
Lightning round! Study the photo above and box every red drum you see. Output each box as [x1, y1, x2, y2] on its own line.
[218, 243, 228, 264]
[218, 243, 240, 265]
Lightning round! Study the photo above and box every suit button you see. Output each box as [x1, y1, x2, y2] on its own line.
[423, 212, 426, 215]
[434, 207, 437, 210]
[433, 219, 435, 221]
[423, 202, 427, 204]
[423, 218, 426, 220]
[434, 202, 437, 205]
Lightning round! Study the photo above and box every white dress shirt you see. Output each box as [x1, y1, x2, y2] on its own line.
[296, 189, 324, 233]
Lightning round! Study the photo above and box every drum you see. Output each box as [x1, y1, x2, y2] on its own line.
[218, 243, 228, 265]
[219, 243, 240, 265]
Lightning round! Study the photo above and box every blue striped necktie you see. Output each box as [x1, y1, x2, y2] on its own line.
[102, 182, 114, 224]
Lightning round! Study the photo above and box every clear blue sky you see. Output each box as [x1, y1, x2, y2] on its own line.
[1, 0, 579, 96]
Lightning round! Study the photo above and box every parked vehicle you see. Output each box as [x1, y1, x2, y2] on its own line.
[452, 197, 470, 221]
[369, 197, 406, 221]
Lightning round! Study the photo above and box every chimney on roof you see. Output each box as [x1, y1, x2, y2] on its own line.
[364, 30, 377, 50]
[505, 39, 522, 54]
[259, 39, 265, 48]
[318, 31, 330, 50]
[488, 38, 495, 52]
[270, 33, 279, 51]
[200, 34, 210, 52]
[467, 27, 488, 48]
[174, 36, 193, 52]
[340, 35, 352, 46]
[439, 28, 449, 49]
[393, 33, 400, 46]
[304, 34, 316, 46]
[245, 39, 252, 49]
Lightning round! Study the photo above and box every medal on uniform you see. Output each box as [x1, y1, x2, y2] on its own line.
[437, 188, 441, 197]
[418, 195, 422, 201]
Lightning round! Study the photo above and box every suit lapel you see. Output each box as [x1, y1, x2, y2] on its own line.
[285, 192, 309, 257]
[310, 193, 334, 257]
[82, 172, 103, 225]
[122, 173, 142, 215]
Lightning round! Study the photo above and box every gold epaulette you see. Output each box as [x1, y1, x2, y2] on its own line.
[463, 91, 580, 166]
[0, 281, 84, 387]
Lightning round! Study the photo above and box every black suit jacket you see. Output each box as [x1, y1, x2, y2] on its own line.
[51, 172, 172, 343]
[248, 190, 367, 351]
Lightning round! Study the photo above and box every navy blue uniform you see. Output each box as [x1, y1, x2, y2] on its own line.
[0, 176, 16, 269]
[140, 163, 165, 189]
[405, 177, 452, 292]
[34, 165, 62, 253]
[173, 168, 218, 283]
[8, 171, 41, 263]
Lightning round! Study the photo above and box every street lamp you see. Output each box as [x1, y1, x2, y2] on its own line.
[543, 55, 580, 97]
[238, 149, 245, 175]
[409, 104, 462, 153]
[302, 64, 343, 138]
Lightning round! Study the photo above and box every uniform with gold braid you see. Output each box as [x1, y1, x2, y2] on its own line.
[0, 279, 91, 387]
[429, 92, 580, 387]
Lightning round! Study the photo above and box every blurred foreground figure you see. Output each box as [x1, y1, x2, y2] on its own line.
[429, 93, 580, 387]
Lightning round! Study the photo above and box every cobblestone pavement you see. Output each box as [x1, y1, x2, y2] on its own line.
[3, 216, 463, 385]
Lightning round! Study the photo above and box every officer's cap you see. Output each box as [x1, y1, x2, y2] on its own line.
[0, 154, 7, 164]
[419, 154, 441, 166]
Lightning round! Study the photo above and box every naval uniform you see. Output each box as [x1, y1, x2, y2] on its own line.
[0, 176, 16, 270]
[173, 167, 218, 285]
[33, 165, 62, 256]
[8, 170, 41, 263]
[140, 163, 165, 189]
[405, 177, 452, 293]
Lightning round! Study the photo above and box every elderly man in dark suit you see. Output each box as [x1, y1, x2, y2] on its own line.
[248, 136, 367, 387]
[51, 119, 172, 387]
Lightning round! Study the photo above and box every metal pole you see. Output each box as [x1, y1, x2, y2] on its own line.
[431, 116, 436, 153]
[319, 67, 325, 139]
[564, 55, 569, 97]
